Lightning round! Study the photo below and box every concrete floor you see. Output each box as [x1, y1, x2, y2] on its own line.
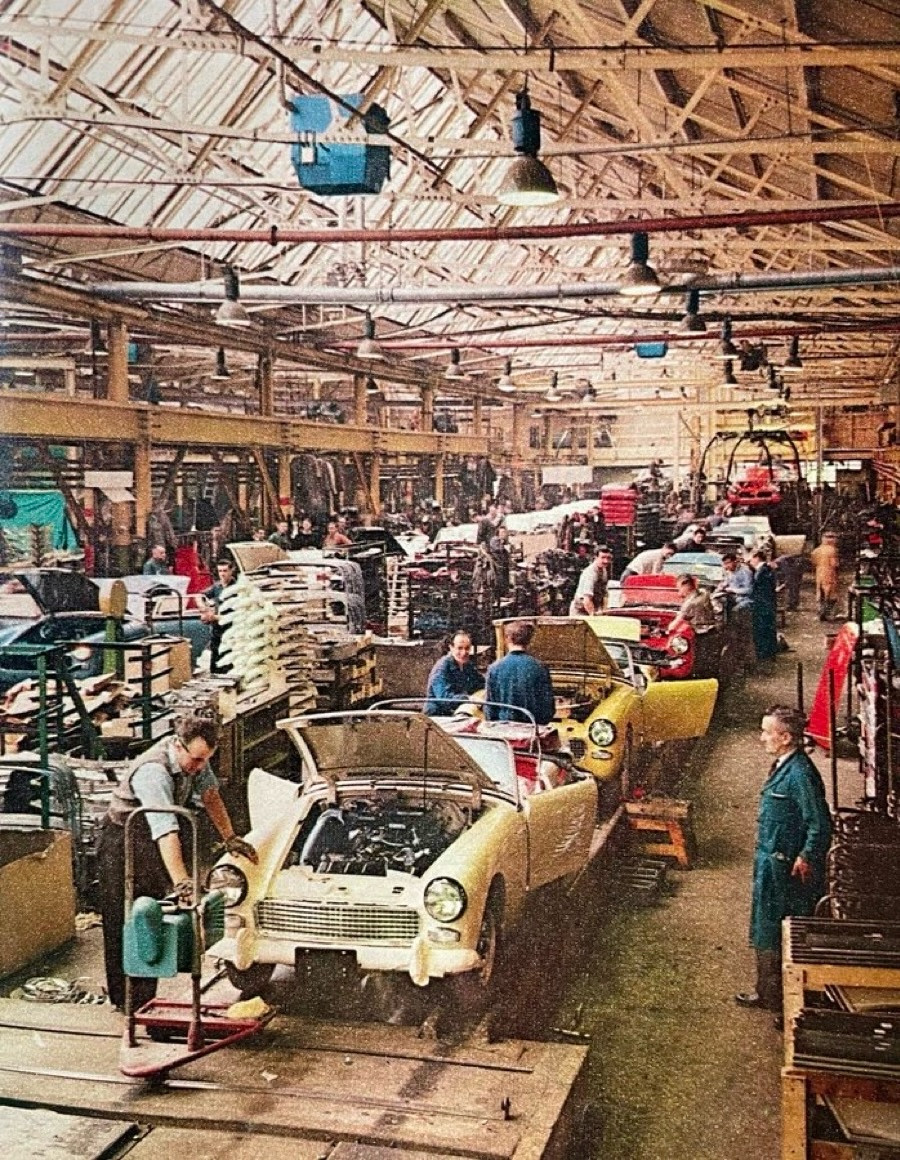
[548, 584, 856, 1160]
[0, 580, 855, 1159]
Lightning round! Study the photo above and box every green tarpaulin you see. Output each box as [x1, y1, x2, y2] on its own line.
[0, 490, 79, 551]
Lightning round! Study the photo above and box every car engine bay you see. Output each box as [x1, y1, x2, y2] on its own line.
[291, 793, 472, 878]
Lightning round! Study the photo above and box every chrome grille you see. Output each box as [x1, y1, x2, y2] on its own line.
[569, 738, 586, 759]
[256, 899, 419, 943]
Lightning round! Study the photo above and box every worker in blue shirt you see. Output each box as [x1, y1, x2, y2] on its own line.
[484, 620, 555, 725]
[424, 631, 484, 715]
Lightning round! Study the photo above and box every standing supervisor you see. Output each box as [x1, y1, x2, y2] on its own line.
[424, 631, 485, 716]
[201, 556, 237, 674]
[735, 705, 831, 1018]
[749, 549, 779, 662]
[98, 713, 257, 1010]
[809, 531, 840, 621]
[484, 620, 555, 725]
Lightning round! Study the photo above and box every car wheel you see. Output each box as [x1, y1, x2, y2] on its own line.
[473, 893, 503, 989]
[225, 961, 274, 998]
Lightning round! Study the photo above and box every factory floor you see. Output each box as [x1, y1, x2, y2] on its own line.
[553, 585, 857, 1160]
[0, 581, 855, 1160]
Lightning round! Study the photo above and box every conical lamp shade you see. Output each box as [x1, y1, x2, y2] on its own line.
[497, 156, 559, 207]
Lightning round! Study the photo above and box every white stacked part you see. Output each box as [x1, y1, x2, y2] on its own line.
[217, 576, 283, 694]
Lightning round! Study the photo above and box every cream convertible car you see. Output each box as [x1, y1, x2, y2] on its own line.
[206, 710, 598, 995]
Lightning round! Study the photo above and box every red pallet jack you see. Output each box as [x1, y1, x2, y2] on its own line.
[119, 805, 273, 1080]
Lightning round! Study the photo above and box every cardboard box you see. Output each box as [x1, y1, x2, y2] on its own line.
[0, 829, 76, 978]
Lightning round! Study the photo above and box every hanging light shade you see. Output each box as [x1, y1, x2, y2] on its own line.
[212, 347, 230, 380]
[365, 375, 380, 394]
[720, 359, 738, 387]
[580, 382, 597, 406]
[496, 90, 560, 207]
[445, 348, 466, 379]
[619, 231, 662, 297]
[682, 289, 706, 332]
[767, 364, 781, 391]
[716, 316, 740, 359]
[216, 266, 251, 326]
[782, 335, 803, 373]
[544, 371, 561, 402]
[86, 319, 107, 355]
[355, 312, 383, 360]
[497, 359, 516, 393]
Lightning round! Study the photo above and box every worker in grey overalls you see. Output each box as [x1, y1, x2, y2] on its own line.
[97, 713, 256, 1010]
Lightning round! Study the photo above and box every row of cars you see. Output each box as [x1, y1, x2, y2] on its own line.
[206, 614, 720, 1000]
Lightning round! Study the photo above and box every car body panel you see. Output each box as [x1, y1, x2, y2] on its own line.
[206, 710, 598, 986]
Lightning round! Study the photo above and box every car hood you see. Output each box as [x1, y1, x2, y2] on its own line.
[494, 617, 617, 677]
[281, 710, 499, 793]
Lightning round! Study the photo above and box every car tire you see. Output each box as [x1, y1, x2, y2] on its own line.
[441, 884, 505, 1027]
[225, 961, 274, 998]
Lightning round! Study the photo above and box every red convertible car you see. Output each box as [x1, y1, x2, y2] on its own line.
[604, 575, 728, 681]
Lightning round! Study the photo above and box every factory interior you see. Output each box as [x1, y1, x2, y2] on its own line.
[1, 2, 900, 1158]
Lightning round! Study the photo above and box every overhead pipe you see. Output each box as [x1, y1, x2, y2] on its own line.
[4, 200, 900, 247]
[89, 266, 900, 306]
[341, 317, 900, 351]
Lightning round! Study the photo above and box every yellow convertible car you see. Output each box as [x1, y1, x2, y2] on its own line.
[206, 709, 597, 995]
[492, 617, 719, 793]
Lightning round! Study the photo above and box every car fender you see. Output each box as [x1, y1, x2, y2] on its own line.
[424, 806, 528, 936]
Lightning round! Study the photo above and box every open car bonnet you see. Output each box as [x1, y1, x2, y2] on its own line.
[281, 710, 499, 794]
[494, 617, 618, 677]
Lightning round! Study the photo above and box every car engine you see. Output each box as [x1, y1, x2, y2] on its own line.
[299, 794, 469, 877]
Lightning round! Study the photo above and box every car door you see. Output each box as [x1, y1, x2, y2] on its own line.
[524, 776, 597, 889]
[641, 678, 719, 743]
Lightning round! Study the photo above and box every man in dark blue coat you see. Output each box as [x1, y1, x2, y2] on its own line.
[484, 620, 555, 725]
[735, 705, 831, 1018]
[424, 631, 484, 716]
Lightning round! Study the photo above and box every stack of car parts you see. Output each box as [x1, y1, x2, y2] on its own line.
[826, 810, 900, 922]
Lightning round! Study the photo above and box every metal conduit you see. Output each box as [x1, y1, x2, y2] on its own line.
[3, 199, 900, 247]
[334, 318, 900, 351]
[89, 266, 900, 305]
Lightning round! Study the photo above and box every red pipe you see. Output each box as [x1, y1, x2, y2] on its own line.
[2, 201, 899, 246]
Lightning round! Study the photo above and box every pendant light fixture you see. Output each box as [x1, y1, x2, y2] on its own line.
[497, 359, 516, 393]
[86, 319, 107, 354]
[216, 266, 251, 327]
[619, 231, 662, 297]
[355, 312, 384, 360]
[580, 382, 597, 406]
[720, 359, 738, 387]
[716, 316, 740, 359]
[544, 371, 561, 402]
[212, 347, 230, 380]
[445, 347, 466, 379]
[681, 289, 706, 331]
[365, 375, 380, 394]
[782, 335, 803, 372]
[496, 89, 560, 208]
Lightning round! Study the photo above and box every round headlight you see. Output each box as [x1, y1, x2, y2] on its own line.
[423, 877, 467, 923]
[669, 634, 689, 656]
[588, 718, 617, 747]
[206, 864, 248, 906]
